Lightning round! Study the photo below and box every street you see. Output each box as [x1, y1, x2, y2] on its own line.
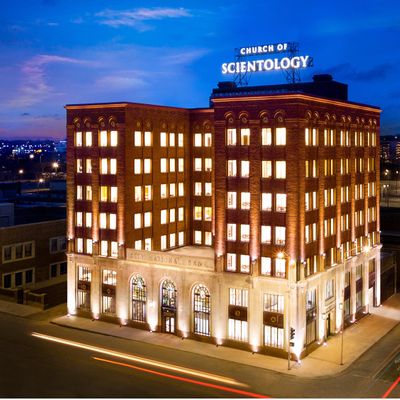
[0, 310, 399, 398]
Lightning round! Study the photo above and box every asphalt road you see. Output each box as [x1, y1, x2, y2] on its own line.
[0, 309, 399, 398]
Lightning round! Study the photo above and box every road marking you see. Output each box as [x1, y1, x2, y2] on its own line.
[31, 332, 243, 387]
[93, 357, 268, 398]
[382, 376, 400, 398]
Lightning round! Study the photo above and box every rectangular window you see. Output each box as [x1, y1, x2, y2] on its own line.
[195, 182, 202, 196]
[262, 193, 272, 211]
[144, 212, 152, 227]
[100, 158, 108, 174]
[169, 158, 176, 172]
[261, 128, 272, 145]
[160, 132, 167, 147]
[85, 159, 92, 174]
[143, 159, 151, 174]
[144, 131, 152, 146]
[76, 159, 83, 173]
[160, 158, 167, 173]
[75, 131, 82, 147]
[275, 127, 286, 145]
[240, 128, 250, 145]
[241, 160, 250, 177]
[144, 185, 151, 201]
[261, 226, 271, 244]
[178, 133, 184, 147]
[227, 192, 237, 209]
[85, 212, 92, 228]
[100, 130, 108, 146]
[110, 187, 118, 202]
[134, 131, 142, 146]
[227, 128, 237, 145]
[194, 158, 202, 172]
[194, 230, 202, 245]
[134, 213, 142, 229]
[205, 182, 212, 196]
[262, 161, 272, 178]
[85, 186, 92, 201]
[178, 158, 184, 172]
[204, 133, 212, 147]
[169, 183, 176, 197]
[241, 192, 250, 209]
[160, 184, 167, 199]
[85, 131, 92, 147]
[240, 255, 250, 273]
[178, 207, 184, 221]
[261, 257, 271, 275]
[227, 224, 236, 241]
[110, 159, 117, 174]
[227, 253, 237, 271]
[240, 224, 250, 242]
[170, 209, 176, 223]
[178, 182, 184, 197]
[275, 161, 286, 179]
[161, 209, 168, 224]
[227, 160, 237, 177]
[109, 214, 117, 230]
[275, 193, 286, 212]
[194, 206, 202, 220]
[204, 207, 212, 221]
[76, 212, 83, 227]
[194, 133, 202, 147]
[275, 227, 286, 245]
[135, 186, 142, 202]
[204, 158, 212, 172]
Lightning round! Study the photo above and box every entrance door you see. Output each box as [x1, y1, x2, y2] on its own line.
[368, 286, 375, 312]
[325, 313, 333, 337]
[161, 280, 177, 334]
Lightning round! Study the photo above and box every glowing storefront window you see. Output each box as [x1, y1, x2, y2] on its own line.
[193, 284, 211, 336]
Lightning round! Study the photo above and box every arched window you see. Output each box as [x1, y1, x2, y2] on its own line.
[131, 275, 146, 322]
[161, 280, 176, 308]
[193, 284, 211, 336]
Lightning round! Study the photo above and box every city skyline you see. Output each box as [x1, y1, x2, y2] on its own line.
[1, 0, 399, 139]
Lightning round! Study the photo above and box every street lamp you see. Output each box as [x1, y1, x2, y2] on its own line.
[52, 162, 59, 175]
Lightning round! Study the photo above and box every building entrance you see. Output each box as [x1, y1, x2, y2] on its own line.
[161, 279, 177, 334]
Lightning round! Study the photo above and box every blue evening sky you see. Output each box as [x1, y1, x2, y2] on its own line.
[0, 0, 399, 138]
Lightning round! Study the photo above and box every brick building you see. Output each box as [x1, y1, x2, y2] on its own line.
[66, 75, 381, 359]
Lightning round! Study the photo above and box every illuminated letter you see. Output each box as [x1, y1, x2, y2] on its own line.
[227, 63, 236, 74]
[247, 61, 256, 72]
[240, 48, 246, 56]
[222, 63, 228, 74]
[256, 60, 264, 71]
[273, 58, 281, 70]
[268, 45, 274, 52]
[264, 59, 274, 71]
[277, 43, 284, 51]
[280, 57, 290, 69]
[240, 62, 247, 73]
[291, 57, 301, 68]
[300, 55, 310, 67]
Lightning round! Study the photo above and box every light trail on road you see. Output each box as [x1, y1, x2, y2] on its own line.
[31, 332, 244, 388]
[382, 376, 400, 398]
[93, 357, 268, 398]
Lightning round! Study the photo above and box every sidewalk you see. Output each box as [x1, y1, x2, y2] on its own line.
[50, 294, 400, 378]
[0, 298, 40, 317]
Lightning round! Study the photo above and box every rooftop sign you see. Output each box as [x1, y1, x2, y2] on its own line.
[221, 42, 313, 77]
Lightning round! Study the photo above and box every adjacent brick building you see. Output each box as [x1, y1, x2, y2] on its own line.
[66, 75, 381, 359]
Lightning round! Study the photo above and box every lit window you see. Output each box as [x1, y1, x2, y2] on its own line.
[170, 209, 176, 223]
[100, 213, 107, 229]
[194, 158, 202, 171]
[144, 238, 152, 251]
[205, 183, 212, 196]
[134, 159, 141, 174]
[144, 131, 152, 146]
[275, 161, 286, 179]
[194, 230, 202, 244]
[170, 233, 176, 248]
[100, 241, 108, 256]
[85, 159, 92, 174]
[227, 160, 237, 176]
[160, 184, 167, 199]
[241, 161, 250, 177]
[204, 133, 212, 147]
[100, 158, 108, 174]
[261, 257, 271, 275]
[275, 227, 286, 245]
[194, 206, 202, 220]
[134, 131, 142, 146]
[109, 214, 116, 230]
[240, 128, 250, 145]
[227, 224, 236, 241]
[262, 161, 272, 178]
[75, 131, 82, 147]
[144, 185, 151, 201]
[240, 224, 250, 242]
[143, 159, 151, 174]
[261, 128, 272, 145]
[261, 226, 271, 244]
[169, 183, 176, 197]
[76, 185, 83, 200]
[275, 258, 286, 278]
[85, 186, 92, 201]
[76, 212, 83, 227]
[227, 192, 237, 209]
[134, 213, 142, 229]
[178, 231, 184, 246]
[170, 133, 175, 146]
[227, 128, 237, 146]
[194, 133, 202, 147]
[204, 232, 212, 245]
[85, 131, 92, 147]
[226, 253, 236, 271]
[195, 182, 202, 196]
[262, 193, 272, 211]
[76, 159, 83, 173]
[135, 186, 142, 202]
[161, 209, 168, 224]
[240, 255, 250, 273]
[76, 238, 83, 253]
[178, 158, 184, 172]
[135, 240, 142, 250]
[160, 158, 167, 173]
[110, 159, 117, 174]
[275, 127, 286, 145]
[110, 242, 118, 258]
[204, 207, 212, 221]
[100, 130, 108, 147]
[160, 132, 167, 147]
[305, 128, 318, 146]
[161, 235, 167, 250]
[178, 133, 184, 147]
[178, 207, 184, 221]
[178, 182, 184, 196]
[86, 239, 93, 254]
[110, 187, 118, 202]
[276, 194, 287, 212]
[241, 192, 250, 210]
[204, 158, 212, 172]
[169, 158, 175, 172]
[144, 212, 151, 227]
[110, 131, 118, 147]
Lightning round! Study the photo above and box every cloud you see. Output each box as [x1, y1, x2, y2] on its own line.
[9, 55, 89, 108]
[319, 62, 395, 82]
[95, 72, 147, 89]
[96, 7, 191, 30]
[162, 49, 210, 66]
